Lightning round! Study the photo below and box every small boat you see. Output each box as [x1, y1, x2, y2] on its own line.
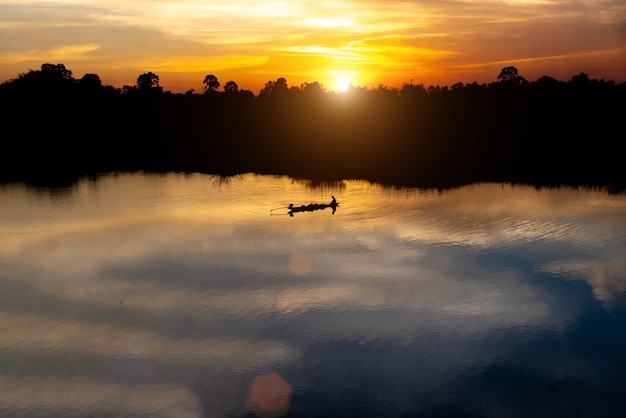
[288, 197, 338, 216]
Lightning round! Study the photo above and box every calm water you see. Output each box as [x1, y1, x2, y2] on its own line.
[1, 172, 626, 417]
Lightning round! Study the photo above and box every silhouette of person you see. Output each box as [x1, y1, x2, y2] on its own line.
[331, 196, 337, 205]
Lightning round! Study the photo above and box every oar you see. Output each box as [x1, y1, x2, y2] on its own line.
[270, 205, 293, 216]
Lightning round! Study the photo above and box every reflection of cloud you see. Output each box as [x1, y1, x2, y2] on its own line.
[288, 252, 313, 276]
[276, 284, 365, 316]
[0, 312, 301, 371]
[4, 174, 624, 320]
[537, 258, 626, 304]
[275, 264, 549, 335]
[0, 375, 201, 417]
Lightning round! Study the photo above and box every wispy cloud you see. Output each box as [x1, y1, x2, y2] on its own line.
[0, 44, 99, 64]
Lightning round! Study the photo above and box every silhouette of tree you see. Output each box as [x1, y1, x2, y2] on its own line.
[465, 81, 487, 92]
[427, 85, 448, 93]
[497, 66, 528, 86]
[534, 75, 560, 88]
[531, 75, 563, 96]
[258, 79, 275, 97]
[259, 77, 289, 97]
[399, 82, 427, 98]
[570, 72, 590, 87]
[224, 80, 238, 93]
[4, 62, 78, 95]
[40, 63, 73, 79]
[79, 73, 102, 88]
[137, 72, 160, 91]
[275, 77, 288, 92]
[302, 81, 324, 95]
[203, 74, 220, 93]
[2, 62, 625, 191]
[497, 66, 518, 82]
[121, 84, 137, 94]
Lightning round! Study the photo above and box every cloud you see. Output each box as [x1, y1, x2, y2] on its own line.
[0, 44, 99, 63]
[2, 0, 625, 90]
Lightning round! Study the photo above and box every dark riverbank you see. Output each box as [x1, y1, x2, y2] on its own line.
[2, 64, 624, 191]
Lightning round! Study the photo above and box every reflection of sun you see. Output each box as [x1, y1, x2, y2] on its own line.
[336, 78, 351, 92]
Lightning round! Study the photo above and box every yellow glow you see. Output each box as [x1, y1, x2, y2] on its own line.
[277, 45, 364, 62]
[150, 55, 270, 73]
[299, 17, 354, 28]
[326, 70, 359, 91]
[335, 78, 351, 92]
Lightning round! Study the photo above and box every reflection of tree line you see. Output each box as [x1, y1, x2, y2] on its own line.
[1, 63, 624, 190]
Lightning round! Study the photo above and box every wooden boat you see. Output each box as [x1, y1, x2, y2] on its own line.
[288, 198, 338, 216]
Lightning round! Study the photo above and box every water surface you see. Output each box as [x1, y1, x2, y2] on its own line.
[1, 173, 626, 417]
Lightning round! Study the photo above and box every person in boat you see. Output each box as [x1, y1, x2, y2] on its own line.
[330, 196, 337, 206]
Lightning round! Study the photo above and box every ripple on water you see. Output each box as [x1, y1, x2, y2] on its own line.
[2, 175, 626, 417]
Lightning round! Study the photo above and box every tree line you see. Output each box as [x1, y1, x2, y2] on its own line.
[1, 63, 624, 190]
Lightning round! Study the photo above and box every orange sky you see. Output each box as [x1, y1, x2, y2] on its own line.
[1, 0, 625, 93]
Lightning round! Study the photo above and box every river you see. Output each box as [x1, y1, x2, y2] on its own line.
[1, 172, 626, 417]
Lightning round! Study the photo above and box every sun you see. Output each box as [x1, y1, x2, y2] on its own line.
[336, 78, 351, 92]
[327, 70, 358, 92]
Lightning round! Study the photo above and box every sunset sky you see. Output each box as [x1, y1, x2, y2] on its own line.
[1, 0, 624, 93]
